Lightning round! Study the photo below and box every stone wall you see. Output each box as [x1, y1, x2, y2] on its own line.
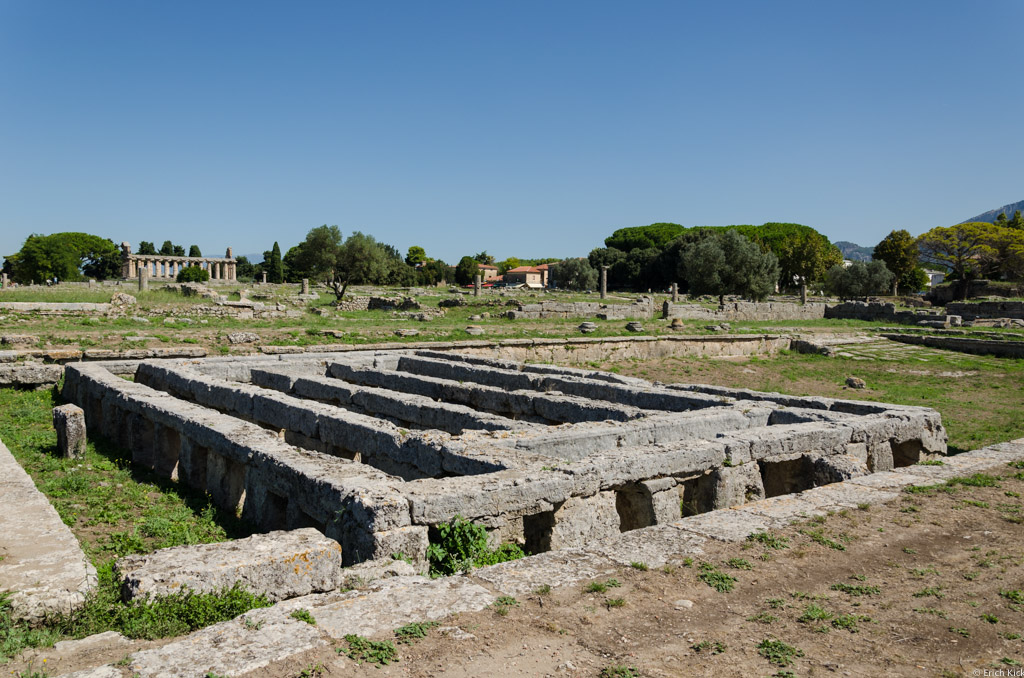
[507, 297, 655, 320]
[946, 300, 1024, 321]
[663, 301, 827, 322]
[335, 296, 421, 312]
[883, 333, 1024, 358]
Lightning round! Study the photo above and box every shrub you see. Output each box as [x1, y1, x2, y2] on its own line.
[176, 266, 210, 284]
[426, 515, 525, 576]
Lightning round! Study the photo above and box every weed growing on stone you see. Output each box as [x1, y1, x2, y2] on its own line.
[290, 609, 316, 625]
[698, 563, 737, 593]
[425, 515, 525, 576]
[757, 638, 804, 667]
[341, 634, 398, 666]
[51, 563, 272, 642]
[0, 594, 62, 663]
[394, 621, 439, 644]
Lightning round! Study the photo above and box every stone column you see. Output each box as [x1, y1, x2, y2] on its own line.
[53, 404, 87, 459]
[600, 266, 608, 299]
[211, 262, 218, 281]
[1, 272, 7, 288]
[261, 271, 267, 284]
[671, 283, 678, 302]
[474, 274, 481, 297]
[230, 263, 236, 281]
[302, 278, 310, 295]
[138, 266, 149, 292]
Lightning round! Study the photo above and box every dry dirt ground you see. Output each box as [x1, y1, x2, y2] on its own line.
[19, 462, 1024, 678]
[272, 464, 1024, 678]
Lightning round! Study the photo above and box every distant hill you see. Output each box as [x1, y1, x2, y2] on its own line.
[834, 241, 873, 262]
[962, 199, 1024, 224]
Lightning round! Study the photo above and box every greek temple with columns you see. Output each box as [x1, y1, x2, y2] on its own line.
[120, 243, 237, 282]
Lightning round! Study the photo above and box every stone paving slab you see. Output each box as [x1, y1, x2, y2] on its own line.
[796, 482, 900, 509]
[586, 524, 706, 567]
[471, 549, 619, 595]
[254, 575, 496, 639]
[673, 507, 777, 541]
[846, 470, 934, 489]
[116, 528, 345, 602]
[0, 438, 97, 622]
[127, 614, 325, 678]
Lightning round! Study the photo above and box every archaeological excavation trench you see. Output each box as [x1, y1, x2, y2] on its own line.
[60, 348, 949, 567]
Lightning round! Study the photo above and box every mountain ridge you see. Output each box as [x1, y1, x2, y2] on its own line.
[962, 199, 1024, 224]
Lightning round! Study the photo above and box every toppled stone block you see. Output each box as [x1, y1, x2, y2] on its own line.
[0, 334, 34, 345]
[115, 528, 345, 602]
[226, 331, 260, 344]
[845, 376, 866, 389]
[53, 403, 87, 459]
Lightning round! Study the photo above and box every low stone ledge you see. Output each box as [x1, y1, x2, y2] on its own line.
[0, 438, 97, 622]
[115, 528, 345, 602]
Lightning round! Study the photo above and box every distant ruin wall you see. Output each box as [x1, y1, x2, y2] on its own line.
[507, 298, 655, 320]
[663, 301, 826, 322]
[883, 333, 1024, 358]
[945, 301, 1024, 321]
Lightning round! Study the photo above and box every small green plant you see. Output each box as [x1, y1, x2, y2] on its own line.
[296, 663, 326, 678]
[802, 528, 845, 551]
[599, 666, 639, 678]
[917, 459, 945, 466]
[493, 596, 519, 616]
[757, 638, 804, 667]
[902, 547, 917, 554]
[605, 597, 626, 609]
[691, 639, 727, 654]
[394, 621, 439, 644]
[341, 634, 398, 666]
[630, 561, 649, 571]
[426, 515, 525, 576]
[585, 581, 608, 594]
[681, 557, 693, 567]
[980, 613, 999, 624]
[948, 626, 970, 638]
[832, 614, 871, 632]
[947, 473, 999, 488]
[748, 531, 789, 549]
[726, 557, 753, 570]
[1000, 589, 1024, 604]
[748, 611, 778, 624]
[766, 597, 786, 609]
[290, 608, 316, 625]
[1003, 632, 1021, 640]
[913, 607, 948, 619]
[913, 586, 945, 599]
[698, 563, 737, 593]
[1002, 658, 1023, 667]
[390, 552, 413, 565]
[798, 603, 832, 624]
[535, 584, 552, 595]
[830, 582, 880, 597]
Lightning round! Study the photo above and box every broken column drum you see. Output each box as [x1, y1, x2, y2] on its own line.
[61, 348, 947, 567]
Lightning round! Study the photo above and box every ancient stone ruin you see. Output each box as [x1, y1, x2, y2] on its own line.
[61, 349, 948, 568]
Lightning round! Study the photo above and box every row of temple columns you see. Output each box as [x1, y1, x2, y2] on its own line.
[127, 258, 236, 281]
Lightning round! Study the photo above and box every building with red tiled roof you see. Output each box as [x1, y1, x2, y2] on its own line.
[505, 265, 543, 288]
[477, 263, 499, 281]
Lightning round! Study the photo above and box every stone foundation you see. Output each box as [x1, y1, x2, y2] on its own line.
[61, 348, 947, 568]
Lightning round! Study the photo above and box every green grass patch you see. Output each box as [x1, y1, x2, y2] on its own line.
[341, 634, 398, 666]
[394, 621, 439, 644]
[698, 563, 737, 593]
[757, 638, 804, 667]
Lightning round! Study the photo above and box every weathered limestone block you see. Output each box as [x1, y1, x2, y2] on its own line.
[128, 614, 325, 678]
[706, 462, 766, 509]
[115, 528, 345, 602]
[545, 492, 621, 550]
[53, 403, 87, 459]
[811, 453, 869, 485]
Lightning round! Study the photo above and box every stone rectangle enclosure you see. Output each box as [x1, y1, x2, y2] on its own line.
[61, 347, 947, 566]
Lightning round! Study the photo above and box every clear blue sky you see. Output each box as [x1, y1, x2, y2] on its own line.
[2, 1, 1022, 264]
